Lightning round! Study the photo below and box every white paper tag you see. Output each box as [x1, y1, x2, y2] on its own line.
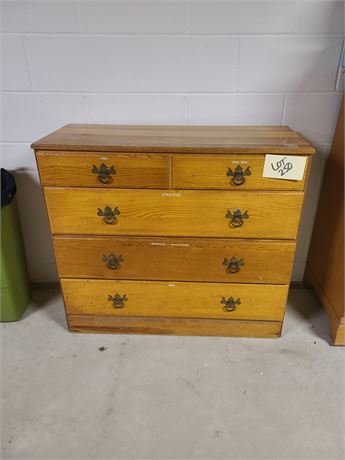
[263, 155, 307, 181]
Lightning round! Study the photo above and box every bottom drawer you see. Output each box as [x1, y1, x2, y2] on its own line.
[61, 279, 288, 322]
[68, 314, 282, 338]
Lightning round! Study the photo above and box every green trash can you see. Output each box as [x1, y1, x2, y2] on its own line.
[1, 169, 31, 322]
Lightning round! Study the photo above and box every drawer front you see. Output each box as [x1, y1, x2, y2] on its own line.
[173, 155, 306, 190]
[62, 279, 288, 321]
[45, 188, 303, 239]
[36, 151, 170, 188]
[54, 236, 295, 284]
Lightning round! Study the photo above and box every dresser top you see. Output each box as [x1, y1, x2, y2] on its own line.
[32, 124, 315, 155]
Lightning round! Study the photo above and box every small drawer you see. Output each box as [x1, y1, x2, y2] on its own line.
[173, 155, 306, 190]
[62, 279, 288, 322]
[54, 236, 295, 284]
[45, 188, 303, 239]
[36, 151, 170, 188]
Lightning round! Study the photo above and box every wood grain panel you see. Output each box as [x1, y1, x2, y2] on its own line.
[45, 188, 303, 239]
[32, 124, 315, 154]
[36, 151, 170, 188]
[173, 154, 306, 190]
[304, 98, 344, 345]
[68, 314, 282, 338]
[54, 236, 295, 284]
[305, 98, 344, 327]
[61, 279, 288, 321]
[305, 265, 345, 346]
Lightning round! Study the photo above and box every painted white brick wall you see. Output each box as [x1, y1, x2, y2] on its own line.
[1, 0, 344, 283]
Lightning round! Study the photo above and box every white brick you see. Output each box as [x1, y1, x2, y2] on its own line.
[2, 93, 87, 142]
[1, 142, 37, 170]
[12, 167, 58, 282]
[0, 143, 58, 282]
[1, 0, 78, 33]
[187, 95, 284, 125]
[238, 36, 343, 92]
[284, 93, 342, 143]
[294, 144, 330, 266]
[291, 261, 306, 282]
[190, 1, 297, 33]
[78, 1, 187, 33]
[1, 36, 31, 90]
[135, 37, 237, 92]
[27, 36, 133, 92]
[86, 95, 185, 124]
[298, 1, 345, 34]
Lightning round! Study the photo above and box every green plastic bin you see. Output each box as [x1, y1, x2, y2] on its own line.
[1, 175, 31, 322]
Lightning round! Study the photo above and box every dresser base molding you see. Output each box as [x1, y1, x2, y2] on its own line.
[68, 315, 282, 338]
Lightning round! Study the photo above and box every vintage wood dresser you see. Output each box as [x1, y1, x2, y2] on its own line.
[32, 125, 314, 337]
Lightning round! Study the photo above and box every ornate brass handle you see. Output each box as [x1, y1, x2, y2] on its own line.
[92, 163, 116, 184]
[97, 206, 120, 224]
[223, 256, 245, 274]
[221, 296, 241, 312]
[108, 293, 128, 308]
[226, 209, 249, 228]
[226, 165, 251, 186]
[102, 253, 123, 270]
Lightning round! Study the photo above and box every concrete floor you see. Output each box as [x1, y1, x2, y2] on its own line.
[1, 287, 344, 460]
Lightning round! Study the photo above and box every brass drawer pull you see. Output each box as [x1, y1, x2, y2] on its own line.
[223, 256, 245, 274]
[108, 293, 128, 308]
[92, 163, 116, 184]
[102, 253, 123, 270]
[221, 296, 241, 312]
[226, 165, 251, 186]
[97, 206, 120, 224]
[226, 209, 249, 228]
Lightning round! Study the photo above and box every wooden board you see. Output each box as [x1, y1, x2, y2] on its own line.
[36, 151, 170, 188]
[68, 314, 282, 338]
[31, 124, 315, 154]
[333, 324, 345, 346]
[305, 100, 344, 320]
[305, 97, 344, 345]
[173, 154, 307, 191]
[44, 188, 303, 239]
[54, 236, 295, 284]
[61, 278, 288, 321]
[304, 265, 344, 346]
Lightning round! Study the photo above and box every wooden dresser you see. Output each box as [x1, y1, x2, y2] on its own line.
[32, 125, 314, 337]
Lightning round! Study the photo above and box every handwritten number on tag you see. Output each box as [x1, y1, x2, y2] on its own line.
[271, 156, 293, 177]
[263, 155, 307, 181]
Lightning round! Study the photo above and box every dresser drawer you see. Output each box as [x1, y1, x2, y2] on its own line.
[62, 279, 288, 321]
[45, 188, 303, 239]
[36, 151, 170, 188]
[54, 236, 295, 284]
[173, 154, 306, 190]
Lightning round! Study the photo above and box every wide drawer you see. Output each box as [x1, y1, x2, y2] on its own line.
[36, 151, 170, 188]
[61, 279, 288, 321]
[54, 236, 295, 284]
[45, 188, 303, 239]
[68, 315, 282, 338]
[173, 155, 306, 190]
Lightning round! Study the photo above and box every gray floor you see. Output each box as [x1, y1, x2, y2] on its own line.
[1, 287, 344, 460]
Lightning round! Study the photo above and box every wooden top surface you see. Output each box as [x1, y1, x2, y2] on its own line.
[32, 124, 315, 154]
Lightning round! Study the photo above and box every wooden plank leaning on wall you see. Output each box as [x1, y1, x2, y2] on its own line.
[304, 97, 344, 346]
